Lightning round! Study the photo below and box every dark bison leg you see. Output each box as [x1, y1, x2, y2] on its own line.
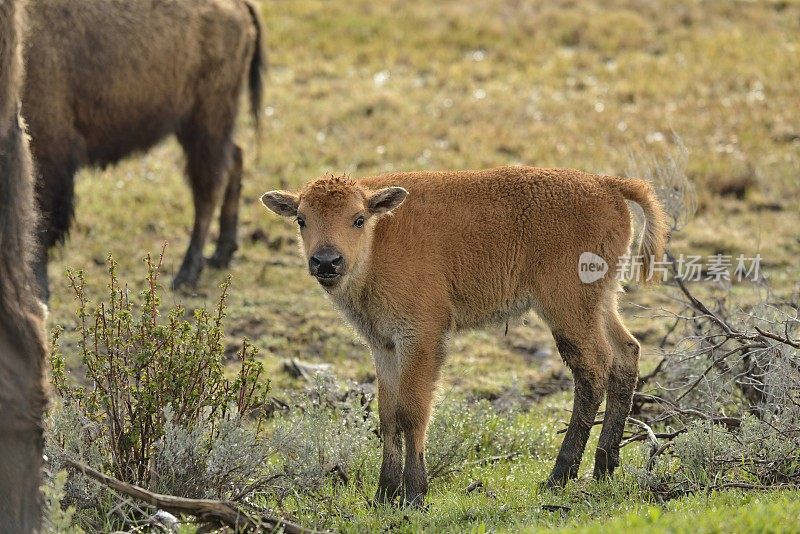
[173, 127, 231, 289]
[1, 0, 49, 525]
[547, 330, 611, 487]
[0, 118, 48, 532]
[0, 326, 47, 534]
[208, 143, 243, 269]
[32, 158, 78, 301]
[374, 375, 403, 505]
[594, 313, 640, 478]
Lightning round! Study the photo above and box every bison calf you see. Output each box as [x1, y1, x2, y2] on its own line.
[23, 0, 265, 298]
[261, 166, 668, 505]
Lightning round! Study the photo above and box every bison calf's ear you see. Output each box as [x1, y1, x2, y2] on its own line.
[367, 187, 408, 214]
[261, 191, 300, 217]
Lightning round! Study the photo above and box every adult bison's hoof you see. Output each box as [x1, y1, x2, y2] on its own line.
[207, 241, 238, 269]
[544, 462, 578, 490]
[402, 494, 428, 510]
[171, 260, 204, 290]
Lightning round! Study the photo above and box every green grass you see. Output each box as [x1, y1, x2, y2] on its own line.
[46, 0, 800, 531]
[556, 491, 800, 534]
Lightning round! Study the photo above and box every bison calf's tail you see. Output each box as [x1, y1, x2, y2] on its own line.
[603, 176, 669, 284]
[244, 0, 265, 138]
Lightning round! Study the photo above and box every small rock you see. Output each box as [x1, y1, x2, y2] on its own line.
[282, 358, 333, 381]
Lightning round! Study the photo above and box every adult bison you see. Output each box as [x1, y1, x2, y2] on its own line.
[23, 0, 265, 299]
[0, 0, 49, 530]
[261, 167, 668, 505]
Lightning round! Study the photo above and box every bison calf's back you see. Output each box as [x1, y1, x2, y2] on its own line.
[260, 166, 668, 504]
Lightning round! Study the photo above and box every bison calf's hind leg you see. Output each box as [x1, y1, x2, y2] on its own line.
[208, 143, 243, 269]
[594, 312, 640, 478]
[547, 329, 611, 488]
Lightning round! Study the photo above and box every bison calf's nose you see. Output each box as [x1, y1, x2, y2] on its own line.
[309, 248, 344, 279]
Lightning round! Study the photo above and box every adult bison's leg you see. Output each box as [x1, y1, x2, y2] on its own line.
[374, 375, 403, 505]
[32, 157, 78, 301]
[208, 143, 243, 269]
[546, 323, 611, 488]
[173, 127, 230, 289]
[594, 310, 640, 478]
[0, 326, 46, 533]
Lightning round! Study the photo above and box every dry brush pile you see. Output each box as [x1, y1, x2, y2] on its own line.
[620, 143, 800, 500]
[627, 266, 800, 499]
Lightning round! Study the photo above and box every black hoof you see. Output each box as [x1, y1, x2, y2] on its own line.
[593, 448, 619, 480]
[545, 463, 578, 490]
[372, 487, 401, 508]
[171, 267, 201, 290]
[207, 243, 237, 269]
[402, 496, 428, 511]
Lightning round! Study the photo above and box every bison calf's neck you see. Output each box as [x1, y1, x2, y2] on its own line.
[261, 166, 668, 504]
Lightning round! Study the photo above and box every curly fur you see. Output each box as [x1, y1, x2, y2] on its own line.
[0, 0, 48, 530]
[262, 165, 669, 504]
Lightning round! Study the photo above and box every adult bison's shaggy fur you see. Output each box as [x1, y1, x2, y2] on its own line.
[0, 0, 49, 530]
[262, 166, 668, 505]
[23, 0, 265, 298]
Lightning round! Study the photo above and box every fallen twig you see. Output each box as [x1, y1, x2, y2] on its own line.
[465, 480, 483, 493]
[627, 417, 659, 455]
[67, 458, 319, 533]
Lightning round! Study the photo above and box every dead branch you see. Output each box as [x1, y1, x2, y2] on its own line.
[627, 417, 659, 455]
[66, 458, 320, 534]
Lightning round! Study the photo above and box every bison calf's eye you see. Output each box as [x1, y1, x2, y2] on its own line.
[354, 216, 365, 228]
[297, 217, 306, 229]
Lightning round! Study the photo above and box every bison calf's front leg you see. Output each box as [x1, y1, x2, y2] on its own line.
[397, 348, 439, 507]
[400, 409, 430, 507]
[375, 380, 403, 505]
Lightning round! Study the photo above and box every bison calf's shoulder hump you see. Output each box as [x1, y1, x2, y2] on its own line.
[23, 0, 266, 298]
[260, 165, 668, 504]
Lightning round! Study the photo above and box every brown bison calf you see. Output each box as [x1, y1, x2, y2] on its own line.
[1, 0, 49, 530]
[262, 166, 668, 505]
[23, 0, 265, 298]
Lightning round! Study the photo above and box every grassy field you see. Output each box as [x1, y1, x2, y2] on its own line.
[45, 0, 800, 531]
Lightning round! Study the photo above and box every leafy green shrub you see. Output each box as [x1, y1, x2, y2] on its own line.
[48, 250, 269, 489]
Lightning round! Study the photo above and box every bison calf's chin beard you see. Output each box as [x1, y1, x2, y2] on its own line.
[314, 273, 342, 289]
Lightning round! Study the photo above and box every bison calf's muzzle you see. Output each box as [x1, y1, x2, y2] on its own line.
[309, 247, 345, 285]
